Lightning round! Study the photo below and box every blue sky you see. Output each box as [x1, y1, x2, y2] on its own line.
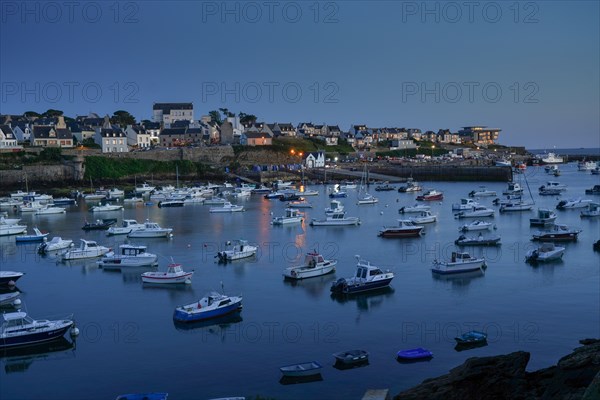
[1, 1, 598, 148]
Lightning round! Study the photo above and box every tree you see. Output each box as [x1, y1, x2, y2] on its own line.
[238, 112, 257, 126]
[208, 110, 223, 125]
[24, 111, 41, 119]
[111, 110, 136, 127]
[219, 108, 234, 118]
[41, 109, 64, 117]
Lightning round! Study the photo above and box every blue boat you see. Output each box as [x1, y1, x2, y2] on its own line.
[455, 330, 487, 345]
[115, 394, 168, 400]
[329, 191, 347, 198]
[330, 256, 394, 294]
[397, 347, 433, 361]
[0, 311, 74, 348]
[15, 228, 49, 243]
[173, 292, 242, 322]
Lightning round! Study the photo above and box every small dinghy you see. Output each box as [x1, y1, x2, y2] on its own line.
[396, 348, 433, 362]
[333, 349, 369, 366]
[279, 361, 322, 377]
[525, 243, 565, 263]
[455, 330, 487, 345]
[15, 227, 49, 243]
[0, 292, 21, 307]
[459, 220, 492, 232]
[81, 218, 117, 231]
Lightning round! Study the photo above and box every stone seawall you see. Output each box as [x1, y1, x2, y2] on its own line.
[63, 146, 235, 164]
[0, 164, 79, 186]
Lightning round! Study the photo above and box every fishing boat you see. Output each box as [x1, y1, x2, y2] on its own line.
[272, 208, 304, 225]
[0, 292, 20, 307]
[325, 200, 345, 215]
[529, 209, 557, 226]
[329, 191, 347, 198]
[283, 252, 337, 280]
[525, 243, 565, 263]
[578, 161, 597, 171]
[556, 198, 593, 210]
[397, 178, 422, 193]
[333, 349, 369, 366]
[34, 205, 66, 215]
[158, 198, 185, 208]
[216, 240, 257, 262]
[539, 187, 563, 196]
[396, 348, 433, 361]
[310, 212, 360, 226]
[0, 224, 27, 236]
[398, 204, 430, 214]
[499, 200, 534, 212]
[90, 204, 123, 212]
[585, 185, 600, 195]
[173, 292, 242, 322]
[540, 152, 563, 164]
[378, 220, 424, 238]
[374, 184, 395, 192]
[37, 237, 73, 253]
[15, 228, 49, 243]
[115, 393, 168, 400]
[106, 219, 145, 236]
[81, 218, 117, 231]
[356, 193, 379, 205]
[539, 181, 567, 192]
[330, 255, 394, 294]
[416, 189, 443, 201]
[468, 186, 497, 197]
[431, 252, 486, 274]
[0, 311, 74, 348]
[279, 361, 322, 377]
[134, 182, 155, 194]
[581, 203, 600, 218]
[455, 233, 501, 246]
[452, 198, 479, 211]
[287, 200, 312, 209]
[98, 244, 158, 268]
[409, 211, 436, 224]
[454, 205, 495, 218]
[278, 192, 302, 202]
[127, 220, 173, 238]
[455, 331, 487, 345]
[141, 263, 193, 284]
[459, 220, 492, 232]
[209, 202, 244, 213]
[62, 239, 110, 260]
[0, 271, 24, 286]
[502, 182, 523, 196]
[532, 224, 581, 242]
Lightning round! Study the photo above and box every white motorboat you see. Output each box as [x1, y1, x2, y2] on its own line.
[0, 199, 22, 209]
[19, 201, 45, 213]
[378, 220, 424, 238]
[216, 240, 258, 262]
[98, 244, 158, 268]
[9, 190, 28, 200]
[578, 161, 596, 171]
[495, 159, 512, 167]
[538, 181, 567, 192]
[532, 224, 582, 242]
[0, 292, 20, 307]
[459, 220, 492, 232]
[581, 203, 600, 218]
[274, 180, 293, 188]
[62, 239, 110, 260]
[141, 263, 193, 284]
[300, 189, 319, 196]
[106, 219, 145, 236]
[356, 193, 379, 205]
[272, 208, 304, 225]
[0, 217, 21, 226]
[127, 220, 173, 238]
[209, 202, 244, 213]
[545, 164, 559, 173]
[90, 204, 123, 212]
[454, 205, 495, 218]
[287, 200, 312, 209]
[432, 252, 486, 274]
[107, 188, 125, 197]
[37, 237, 73, 253]
[493, 194, 522, 206]
[500, 201, 534, 212]
[502, 182, 523, 196]
[540, 152, 563, 164]
[123, 197, 143, 204]
[530, 209, 557, 226]
[0, 310, 75, 348]
[525, 243, 565, 263]
[34, 205, 66, 215]
[283, 252, 337, 280]
[0, 224, 27, 236]
[399, 204, 431, 214]
[398, 178, 422, 193]
[339, 183, 357, 190]
[452, 198, 479, 211]
[455, 233, 501, 246]
[469, 186, 497, 197]
[409, 211, 436, 224]
[325, 200, 345, 215]
[310, 212, 360, 226]
[0, 271, 24, 286]
[134, 183, 155, 194]
[556, 198, 593, 210]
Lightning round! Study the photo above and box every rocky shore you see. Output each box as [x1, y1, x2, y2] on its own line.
[394, 339, 600, 400]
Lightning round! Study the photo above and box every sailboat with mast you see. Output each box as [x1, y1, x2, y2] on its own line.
[500, 172, 535, 212]
[356, 164, 378, 205]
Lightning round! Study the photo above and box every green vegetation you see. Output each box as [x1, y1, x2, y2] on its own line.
[84, 156, 212, 180]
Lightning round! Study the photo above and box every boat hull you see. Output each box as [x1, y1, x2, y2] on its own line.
[431, 262, 485, 275]
[532, 233, 579, 242]
[127, 230, 172, 238]
[141, 272, 193, 284]
[0, 322, 72, 348]
[331, 277, 393, 294]
[378, 228, 423, 238]
[283, 264, 336, 280]
[310, 218, 360, 226]
[99, 256, 158, 268]
[0, 274, 24, 285]
[173, 299, 242, 322]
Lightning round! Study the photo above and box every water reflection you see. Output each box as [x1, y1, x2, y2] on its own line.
[431, 270, 485, 293]
[454, 341, 488, 352]
[172, 312, 243, 342]
[279, 374, 323, 385]
[0, 337, 76, 374]
[330, 287, 395, 317]
[283, 274, 337, 298]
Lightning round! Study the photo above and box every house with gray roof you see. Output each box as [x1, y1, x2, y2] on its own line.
[31, 125, 74, 148]
[0, 125, 22, 150]
[153, 102, 194, 125]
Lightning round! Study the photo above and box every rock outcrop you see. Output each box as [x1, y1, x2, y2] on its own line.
[395, 339, 600, 400]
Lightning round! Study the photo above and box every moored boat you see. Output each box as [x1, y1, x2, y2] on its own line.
[431, 252, 486, 274]
[37, 237, 73, 253]
[532, 224, 581, 242]
[34, 205, 66, 215]
[62, 239, 110, 260]
[0, 292, 21, 307]
[398, 204, 430, 214]
[272, 208, 304, 225]
[525, 243, 565, 263]
[310, 212, 360, 226]
[408, 211, 436, 224]
[454, 205, 495, 218]
[216, 240, 257, 262]
[530, 208, 557, 227]
[279, 361, 322, 377]
[173, 292, 242, 322]
[398, 178, 422, 193]
[329, 191, 347, 198]
[15, 227, 49, 243]
[127, 220, 173, 238]
[502, 182, 523, 196]
[115, 393, 168, 400]
[581, 203, 600, 218]
[499, 201, 534, 212]
[378, 220, 424, 238]
[455, 234, 501, 246]
[98, 244, 158, 268]
[0, 271, 24, 286]
[396, 348, 433, 361]
[585, 185, 600, 195]
[330, 256, 393, 294]
[416, 189, 443, 201]
[356, 193, 379, 205]
[0, 311, 75, 348]
[90, 204, 123, 212]
[374, 184, 394, 192]
[556, 198, 593, 210]
[106, 219, 145, 236]
[333, 349, 369, 365]
[81, 218, 117, 231]
[469, 186, 497, 197]
[209, 202, 244, 213]
[455, 330, 487, 345]
[459, 220, 492, 232]
[452, 198, 479, 211]
[141, 263, 193, 284]
[283, 252, 337, 280]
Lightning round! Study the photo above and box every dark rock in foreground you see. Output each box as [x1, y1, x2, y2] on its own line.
[395, 339, 600, 400]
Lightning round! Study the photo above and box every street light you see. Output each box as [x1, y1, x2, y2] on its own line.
[431, 144, 435, 158]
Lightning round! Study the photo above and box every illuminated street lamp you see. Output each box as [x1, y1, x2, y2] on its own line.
[431, 144, 435, 157]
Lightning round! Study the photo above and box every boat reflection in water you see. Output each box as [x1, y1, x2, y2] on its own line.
[330, 287, 394, 312]
[283, 274, 337, 298]
[431, 269, 485, 293]
[0, 337, 76, 374]
[172, 311, 243, 341]
[454, 340, 488, 352]
[279, 374, 324, 385]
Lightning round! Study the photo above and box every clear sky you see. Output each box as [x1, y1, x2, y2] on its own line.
[1, 1, 598, 148]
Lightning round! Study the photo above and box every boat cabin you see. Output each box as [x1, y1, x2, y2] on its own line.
[119, 244, 147, 256]
[166, 264, 184, 273]
[285, 209, 300, 218]
[329, 212, 347, 220]
[451, 252, 475, 263]
[79, 239, 99, 249]
[355, 265, 384, 280]
[539, 243, 556, 253]
[1, 312, 34, 332]
[122, 219, 140, 227]
[305, 253, 325, 267]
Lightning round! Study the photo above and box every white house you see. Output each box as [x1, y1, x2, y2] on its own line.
[153, 103, 194, 125]
[303, 151, 325, 168]
[0, 125, 21, 150]
[10, 122, 31, 143]
[125, 125, 152, 148]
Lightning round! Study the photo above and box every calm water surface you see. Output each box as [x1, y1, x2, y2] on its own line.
[1, 164, 599, 400]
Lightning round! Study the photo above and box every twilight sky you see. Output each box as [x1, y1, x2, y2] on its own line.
[1, 1, 598, 148]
